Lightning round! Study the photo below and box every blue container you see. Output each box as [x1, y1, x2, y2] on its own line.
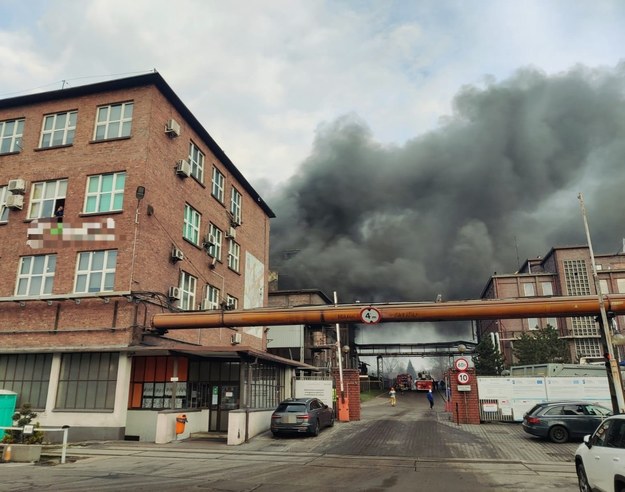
[0, 390, 18, 427]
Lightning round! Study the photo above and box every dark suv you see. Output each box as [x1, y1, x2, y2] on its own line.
[522, 401, 612, 443]
[270, 398, 335, 437]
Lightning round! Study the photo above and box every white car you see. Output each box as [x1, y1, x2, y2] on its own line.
[575, 414, 625, 492]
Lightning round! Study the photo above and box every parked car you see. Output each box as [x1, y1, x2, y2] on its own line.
[522, 401, 612, 443]
[575, 414, 625, 492]
[270, 398, 334, 437]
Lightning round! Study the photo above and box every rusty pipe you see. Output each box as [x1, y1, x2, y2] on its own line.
[151, 294, 625, 330]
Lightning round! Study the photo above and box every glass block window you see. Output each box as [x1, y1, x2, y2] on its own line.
[564, 260, 591, 295]
[183, 204, 201, 245]
[0, 353, 52, 409]
[55, 352, 118, 410]
[16, 254, 56, 296]
[40, 111, 77, 148]
[571, 316, 599, 337]
[28, 179, 67, 219]
[74, 250, 117, 293]
[189, 142, 205, 183]
[94, 102, 133, 140]
[0, 118, 24, 153]
[211, 167, 225, 203]
[575, 338, 602, 359]
[84, 172, 126, 213]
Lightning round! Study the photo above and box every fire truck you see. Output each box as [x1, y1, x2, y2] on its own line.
[415, 371, 434, 391]
[395, 373, 413, 392]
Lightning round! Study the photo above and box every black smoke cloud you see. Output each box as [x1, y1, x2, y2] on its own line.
[267, 64, 625, 305]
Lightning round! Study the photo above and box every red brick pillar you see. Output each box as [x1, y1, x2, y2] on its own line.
[449, 368, 480, 424]
[332, 369, 361, 421]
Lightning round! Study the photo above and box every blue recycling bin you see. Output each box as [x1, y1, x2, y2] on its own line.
[0, 390, 18, 427]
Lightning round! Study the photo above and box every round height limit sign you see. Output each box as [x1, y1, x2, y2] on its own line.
[455, 357, 470, 385]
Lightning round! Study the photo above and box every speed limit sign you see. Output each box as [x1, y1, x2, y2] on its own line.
[360, 307, 381, 324]
[454, 358, 469, 371]
[457, 372, 471, 385]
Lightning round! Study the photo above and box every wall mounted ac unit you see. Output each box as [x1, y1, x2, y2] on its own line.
[7, 178, 26, 194]
[6, 194, 24, 210]
[203, 233, 216, 247]
[165, 118, 181, 138]
[175, 159, 191, 178]
[226, 226, 237, 239]
[201, 299, 213, 310]
[231, 333, 242, 345]
[168, 286, 181, 300]
[171, 247, 184, 262]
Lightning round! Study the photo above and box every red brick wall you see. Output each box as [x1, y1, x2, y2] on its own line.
[448, 368, 480, 424]
[333, 368, 361, 421]
[0, 81, 270, 351]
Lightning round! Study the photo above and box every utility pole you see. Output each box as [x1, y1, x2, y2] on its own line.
[578, 193, 625, 414]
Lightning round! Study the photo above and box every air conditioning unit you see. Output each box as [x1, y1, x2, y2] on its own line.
[167, 286, 181, 300]
[175, 159, 191, 178]
[7, 178, 26, 194]
[201, 299, 213, 310]
[203, 233, 216, 247]
[231, 333, 242, 345]
[171, 247, 184, 262]
[5, 194, 24, 210]
[165, 118, 181, 138]
[226, 226, 237, 239]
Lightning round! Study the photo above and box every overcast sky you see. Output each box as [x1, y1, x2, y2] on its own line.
[2, 1, 624, 189]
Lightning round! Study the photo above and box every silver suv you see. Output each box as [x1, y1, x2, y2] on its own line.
[575, 414, 625, 492]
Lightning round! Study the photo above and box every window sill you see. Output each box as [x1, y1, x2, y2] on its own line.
[35, 144, 73, 152]
[90, 136, 132, 144]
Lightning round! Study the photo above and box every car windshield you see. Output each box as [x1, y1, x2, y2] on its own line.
[276, 403, 307, 413]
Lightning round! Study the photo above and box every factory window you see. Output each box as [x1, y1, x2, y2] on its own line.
[15, 254, 56, 296]
[204, 284, 220, 310]
[527, 318, 539, 331]
[211, 167, 225, 203]
[227, 240, 240, 272]
[56, 352, 118, 410]
[206, 223, 222, 261]
[74, 249, 117, 293]
[0, 353, 52, 409]
[183, 204, 201, 246]
[94, 102, 133, 141]
[84, 172, 126, 214]
[0, 186, 9, 223]
[522, 283, 535, 296]
[540, 282, 553, 296]
[178, 271, 197, 310]
[230, 187, 242, 225]
[28, 179, 67, 219]
[189, 142, 205, 183]
[0, 118, 24, 154]
[618, 278, 625, 294]
[39, 111, 77, 148]
[129, 356, 188, 409]
[226, 294, 238, 310]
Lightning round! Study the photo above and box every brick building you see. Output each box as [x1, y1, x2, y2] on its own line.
[479, 245, 625, 365]
[0, 72, 307, 442]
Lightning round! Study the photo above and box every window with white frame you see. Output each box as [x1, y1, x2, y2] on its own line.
[15, 254, 56, 296]
[599, 279, 610, 294]
[28, 179, 68, 219]
[540, 282, 553, 296]
[183, 204, 201, 245]
[84, 172, 126, 214]
[206, 223, 222, 260]
[523, 283, 536, 296]
[74, 250, 117, 293]
[546, 317, 558, 329]
[230, 187, 242, 225]
[211, 167, 225, 203]
[527, 318, 539, 330]
[94, 102, 133, 141]
[0, 186, 9, 223]
[618, 278, 625, 294]
[228, 240, 240, 272]
[0, 118, 24, 153]
[40, 111, 77, 148]
[188, 142, 205, 183]
[204, 284, 220, 310]
[179, 271, 197, 310]
[226, 294, 238, 310]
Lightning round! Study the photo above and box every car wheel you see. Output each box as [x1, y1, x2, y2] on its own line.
[310, 419, 320, 436]
[548, 425, 569, 443]
[329, 415, 335, 427]
[576, 462, 591, 492]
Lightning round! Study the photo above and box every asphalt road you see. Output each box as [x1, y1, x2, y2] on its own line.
[0, 391, 580, 491]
